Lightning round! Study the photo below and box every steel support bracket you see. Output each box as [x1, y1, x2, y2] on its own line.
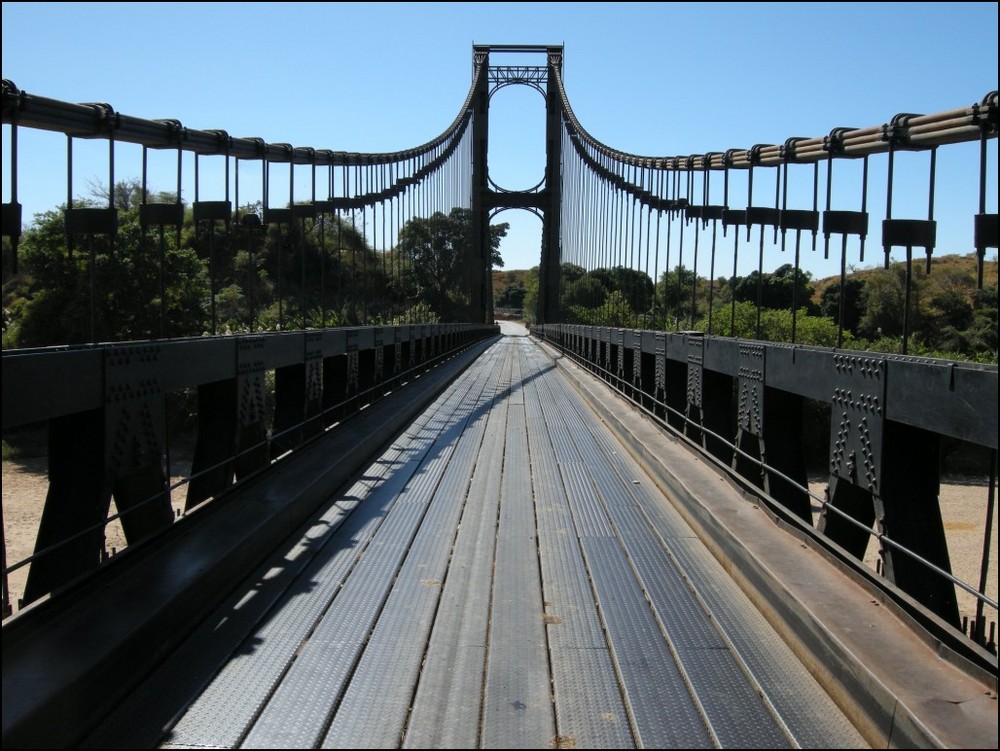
[346, 329, 359, 393]
[237, 337, 267, 430]
[654, 333, 666, 402]
[631, 330, 643, 389]
[685, 333, 704, 410]
[305, 331, 323, 404]
[614, 328, 625, 382]
[104, 344, 165, 480]
[829, 354, 886, 494]
[373, 328, 385, 385]
[737, 344, 766, 437]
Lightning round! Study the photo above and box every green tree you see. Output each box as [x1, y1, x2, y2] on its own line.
[587, 266, 654, 315]
[396, 207, 508, 320]
[560, 262, 586, 285]
[561, 274, 606, 309]
[595, 289, 636, 327]
[819, 278, 865, 335]
[522, 267, 540, 324]
[497, 281, 527, 309]
[929, 289, 973, 330]
[700, 300, 849, 347]
[657, 265, 702, 327]
[857, 265, 927, 341]
[733, 264, 816, 312]
[12, 188, 209, 347]
[950, 285, 998, 358]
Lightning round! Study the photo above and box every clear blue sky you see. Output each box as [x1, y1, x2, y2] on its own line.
[3, 2, 997, 277]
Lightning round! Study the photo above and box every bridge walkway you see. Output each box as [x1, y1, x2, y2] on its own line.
[82, 328, 867, 749]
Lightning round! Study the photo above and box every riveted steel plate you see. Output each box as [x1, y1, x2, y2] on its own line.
[737, 344, 766, 436]
[655, 333, 667, 398]
[829, 354, 886, 493]
[615, 328, 626, 379]
[686, 335, 704, 409]
[305, 331, 323, 402]
[632, 331, 643, 387]
[236, 336, 266, 429]
[104, 344, 164, 477]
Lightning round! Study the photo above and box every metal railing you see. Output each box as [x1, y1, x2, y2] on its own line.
[1, 324, 497, 615]
[554, 81, 997, 356]
[1, 61, 494, 614]
[533, 323, 997, 669]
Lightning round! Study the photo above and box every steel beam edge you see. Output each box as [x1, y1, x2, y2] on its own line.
[0, 334, 499, 749]
[532, 336, 998, 750]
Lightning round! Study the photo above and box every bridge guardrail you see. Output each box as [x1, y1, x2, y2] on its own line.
[534, 323, 997, 670]
[1, 323, 498, 616]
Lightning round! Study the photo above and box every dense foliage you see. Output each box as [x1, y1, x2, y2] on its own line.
[395, 208, 507, 321]
[510, 254, 997, 362]
[2, 185, 506, 347]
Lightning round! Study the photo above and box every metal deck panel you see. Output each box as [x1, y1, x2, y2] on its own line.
[83, 494, 362, 749]
[241, 510, 441, 745]
[321, 432, 489, 748]
[481, 405, 555, 749]
[607, 508, 729, 652]
[545, 372, 787, 745]
[165, 354, 492, 748]
[88, 334, 873, 750]
[661, 536, 869, 749]
[403, 345, 513, 749]
[403, 646, 486, 749]
[526, 463, 608, 647]
[543, 339, 868, 749]
[559, 461, 616, 538]
[521, 358, 616, 643]
[242, 368, 494, 748]
[607, 504, 789, 746]
[580, 537, 713, 749]
[578, 392, 861, 750]
[549, 647, 636, 750]
[321, 346, 504, 749]
[165, 471, 413, 749]
[521, 344, 635, 749]
[551, 348, 860, 748]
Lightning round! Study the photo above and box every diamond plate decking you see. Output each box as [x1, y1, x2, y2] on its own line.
[84, 330, 868, 749]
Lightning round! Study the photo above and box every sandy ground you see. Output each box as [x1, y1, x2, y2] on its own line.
[3, 448, 996, 643]
[807, 477, 998, 636]
[2, 455, 190, 615]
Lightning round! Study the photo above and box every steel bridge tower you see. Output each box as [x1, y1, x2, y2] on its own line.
[470, 44, 563, 324]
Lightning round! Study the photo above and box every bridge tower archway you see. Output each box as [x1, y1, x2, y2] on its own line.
[470, 45, 562, 324]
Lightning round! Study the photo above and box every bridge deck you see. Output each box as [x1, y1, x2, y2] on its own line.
[83, 330, 866, 749]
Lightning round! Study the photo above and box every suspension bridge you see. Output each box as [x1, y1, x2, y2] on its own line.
[2, 45, 997, 748]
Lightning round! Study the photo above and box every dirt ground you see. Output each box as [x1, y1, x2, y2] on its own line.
[3, 456, 997, 641]
[807, 477, 998, 635]
[2, 454, 190, 614]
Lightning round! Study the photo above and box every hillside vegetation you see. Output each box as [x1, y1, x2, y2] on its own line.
[496, 253, 997, 363]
